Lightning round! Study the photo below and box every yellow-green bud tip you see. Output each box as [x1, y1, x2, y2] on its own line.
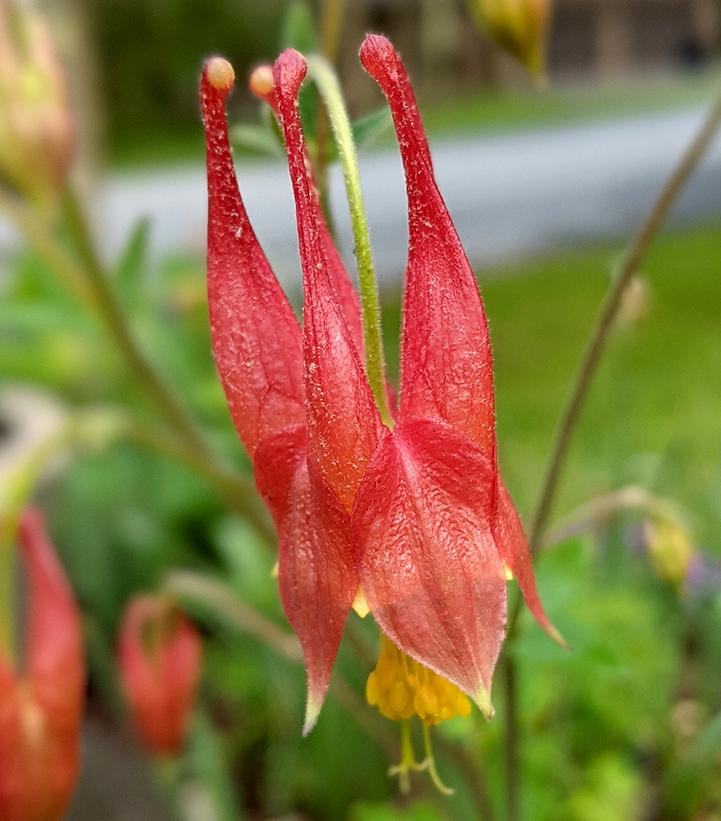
[249, 64, 274, 99]
[474, 686, 495, 720]
[206, 57, 235, 92]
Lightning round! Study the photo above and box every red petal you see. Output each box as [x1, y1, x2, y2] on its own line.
[253, 424, 307, 527]
[254, 79, 365, 357]
[494, 479, 565, 645]
[353, 419, 506, 713]
[272, 50, 382, 511]
[277, 457, 357, 734]
[360, 35, 496, 460]
[201, 59, 304, 456]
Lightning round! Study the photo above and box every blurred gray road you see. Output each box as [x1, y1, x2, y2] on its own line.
[2, 106, 721, 287]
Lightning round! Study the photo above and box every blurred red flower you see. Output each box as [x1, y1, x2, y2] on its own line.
[118, 595, 201, 757]
[0, 509, 85, 821]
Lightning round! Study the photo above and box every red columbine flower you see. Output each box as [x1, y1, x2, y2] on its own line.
[201, 34, 559, 734]
[0, 509, 85, 821]
[118, 595, 202, 757]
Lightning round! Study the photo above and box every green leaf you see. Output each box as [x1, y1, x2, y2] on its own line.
[352, 107, 392, 151]
[231, 123, 284, 158]
[114, 217, 151, 304]
[280, 0, 317, 54]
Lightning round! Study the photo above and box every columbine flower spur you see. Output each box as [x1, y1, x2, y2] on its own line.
[201, 33, 562, 786]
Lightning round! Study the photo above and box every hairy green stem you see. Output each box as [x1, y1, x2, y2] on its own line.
[308, 56, 393, 426]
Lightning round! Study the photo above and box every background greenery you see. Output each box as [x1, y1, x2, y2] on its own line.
[4, 221, 721, 818]
[2, 0, 721, 818]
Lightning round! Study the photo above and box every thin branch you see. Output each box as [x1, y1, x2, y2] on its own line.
[501, 86, 721, 821]
[525, 89, 721, 571]
[2, 186, 272, 539]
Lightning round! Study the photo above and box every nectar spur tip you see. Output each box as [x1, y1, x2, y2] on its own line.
[249, 64, 274, 99]
[302, 696, 322, 737]
[206, 57, 235, 91]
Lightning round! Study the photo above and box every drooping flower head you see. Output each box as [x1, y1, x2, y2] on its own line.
[118, 595, 202, 756]
[201, 34, 560, 737]
[0, 509, 85, 821]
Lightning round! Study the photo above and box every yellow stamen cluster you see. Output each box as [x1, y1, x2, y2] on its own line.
[366, 634, 471, 725]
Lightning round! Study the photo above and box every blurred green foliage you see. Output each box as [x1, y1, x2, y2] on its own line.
[85, 0, 286, 151]
[3, 222, 721, 817]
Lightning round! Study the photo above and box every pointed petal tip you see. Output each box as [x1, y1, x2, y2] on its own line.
[204, 56, 235, 93]
[302, 695, 323, 737]
[473, 686, 495, 721]
[546, 622, 571, 651]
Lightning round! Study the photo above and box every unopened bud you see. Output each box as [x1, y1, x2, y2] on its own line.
[467, 0, 551, 81]
[249, 64, 274, 100]
[619, 276, 651, 328]
[0, 1, 75, 199]
[644, 516, 694, 587]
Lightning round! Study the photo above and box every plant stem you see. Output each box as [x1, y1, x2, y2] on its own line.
[60, 189, 212, 462]
[163, 570, 395, 756]
[502, 654, 520, 821]
[525, 89, 721, 573]
[308, 56, 393, 426]
[319, 0, 346, 64]
[3, 186, 270, 537]
[0, 192, 94, 307]
[501, 87, 721, 821]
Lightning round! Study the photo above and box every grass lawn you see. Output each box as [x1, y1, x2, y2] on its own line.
[422, 66, 719, 137]
[379, 225, 721, 547]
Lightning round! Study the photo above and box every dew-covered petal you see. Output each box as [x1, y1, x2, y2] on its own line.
[353, 418, 507, 714]
[360, 35, 496, 460]
[277, 456, 357, 734]
[272, 49, 382, 512]
[253, 72, 365, 357]
[253, 424, 307, 526]
[201, 59, 304, 456]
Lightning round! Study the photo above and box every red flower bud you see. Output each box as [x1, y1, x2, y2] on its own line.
[0, 509, 85, 821]
[118, 596, 201, 756]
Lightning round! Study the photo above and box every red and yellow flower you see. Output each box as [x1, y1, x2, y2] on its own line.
[200, 34, 560, 738]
